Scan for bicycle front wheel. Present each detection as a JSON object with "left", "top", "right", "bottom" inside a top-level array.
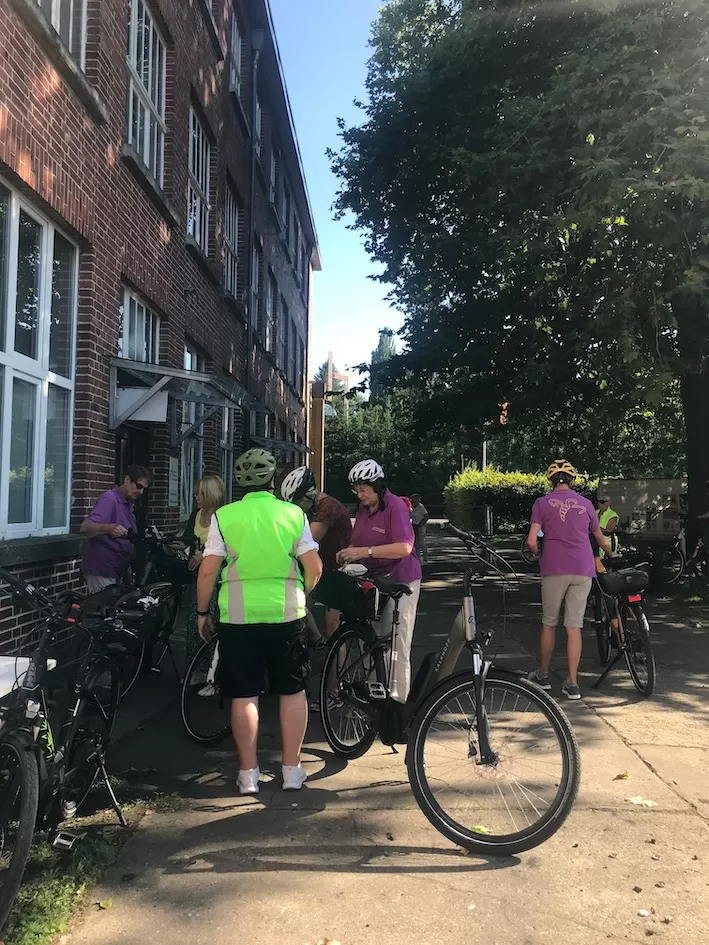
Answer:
[
  {"left": 320, "top": 625, "right": 382, "bottom": 759},
  {"left": 655, "top": 545, "right": 685, "bottom": 585},
  {"left": 181, "top": 640, "right": 231, "bottom": 743},
  {"left": 407, "top": 673, "right": 580, "bottom": 856},
  {"left": 622, "top": 601, "right": 656, "bottom": 696},
  {"left": 688, "top": 555, "right": 709, "bottom": 600},
  {"left": 593, "top": 586, "right": 612, "bottom": 666},
  {"left": 0, "top": 735, "right": 39, "bottom": 932}
]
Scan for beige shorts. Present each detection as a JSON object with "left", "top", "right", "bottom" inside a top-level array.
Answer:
[{"left": 541, "top": 575, "right": 592, "bottom": 628}]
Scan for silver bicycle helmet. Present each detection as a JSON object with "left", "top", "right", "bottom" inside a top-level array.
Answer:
[
  {"left": 348, "top": 459, "right": 385, "bottom": 484},
  {"left": 280, "top": 466, "right": 317, "bottom": 503}
]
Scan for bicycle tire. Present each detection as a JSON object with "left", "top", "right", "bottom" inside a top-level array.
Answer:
[
  {"left": 0, "top": 736, "right": 40, "bottom": 932},
  {"left": 593, "top": 586, "right": 612, "bottom": 666},
  {"left": 320, "top": 624, "right": 382, "bottom": 759},
  {"left": 520, "top": 539, "right": 537, "bottom": 566},
  {"left": 622, "top": 601, "right": 656, "bottom": 697},
  {"left": 655, "top": 545, "right": 685, "bottom": 586},
  {"left": 407, "top": 672, "right": 580, "bottom": 856},
  {"left": 181, "top": 640, "right": 231, "bottom": 743},
  {"left": 688, "top": 556, "right": 709, "bottom": 600},
  {"left": 62, "top": 659, "right": 120, "bottom": 813},
  {"left": 117, "top": 643, "right": 145, "bottom": 702}
]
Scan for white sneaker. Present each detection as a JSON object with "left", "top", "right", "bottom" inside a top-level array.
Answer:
[
  {"left": 282, "top": 764, "right": 307, "bottom": 791},
  {"left": 237, "top": 767, "right": 260, "bottom": 795}
]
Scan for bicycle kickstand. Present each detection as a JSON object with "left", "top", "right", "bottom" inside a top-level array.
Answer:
[
  {"left": 97, "top": 752, "right": 128, "bottom": 828},
  {"left": 591, "top": 649, "right": 625, "bottom": 691}
]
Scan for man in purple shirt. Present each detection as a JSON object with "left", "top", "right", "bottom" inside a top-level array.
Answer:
[
  {"left": 526, "top": 460, "right": 612, "bottom": 700},
  {"left": 337, "top": 459, "right": 422, "bottom": 714},
  {"left": 80, "top": 465, "right": 153, "bottom": 594}
]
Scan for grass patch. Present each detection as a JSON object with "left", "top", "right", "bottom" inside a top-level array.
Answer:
[{"left": 1, "top": 771, "right": 188, "bottom": 945}]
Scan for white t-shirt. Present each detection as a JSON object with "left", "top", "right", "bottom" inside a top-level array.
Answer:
[
  {"left": 203, "top": 514, "right": 318, "bottom": 559},
  {"left": 411, "top": 503, "right": 429, "bottom": 526}
]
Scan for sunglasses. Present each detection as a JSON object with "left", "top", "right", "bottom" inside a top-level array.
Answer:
[
  {"left": 599, "top": 500, "right": 609, "bottom": 505},
  {"left": 133, "top": 481, "right": 149, "bottom": 492}
]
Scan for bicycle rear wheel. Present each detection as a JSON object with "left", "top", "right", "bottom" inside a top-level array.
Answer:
[
  {"left": 65, "top": 659, "right": 120, "bottom": 812},
  {"left": 688, "top": 556, "right": 709, "bottom": 600},
  {"left": 593, "top": 585, "right": 612, "bottom": 666},
  {"left": 622, "top": 601, "right": 656, "bottom": 696},
  {"left": 407, "top": 672, "right": 580, "bottom": 856},
  {"left": 181, "top": 640, "right": 231, "bottom": 743},
  {"left": 320, "top": 625, "right": 382, "bottom": 759},
  {"left": 0, "top": 735, "right": 39, "bottom": 932},
  {"left": 654, "top": 545, "right": 684, "bottom": 585}
]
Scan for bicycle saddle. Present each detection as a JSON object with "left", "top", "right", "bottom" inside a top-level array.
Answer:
[{"left": 371, "top": 577, "right": 413, "bottom": 598}]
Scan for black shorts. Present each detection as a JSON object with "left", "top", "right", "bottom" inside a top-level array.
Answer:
[{"left": 217, "top": 619, "right": 310, "bottom": 699}]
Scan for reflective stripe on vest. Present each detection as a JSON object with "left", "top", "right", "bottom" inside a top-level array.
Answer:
[{"left": 215, "top": 492, "right": 308, "bottom": 625}]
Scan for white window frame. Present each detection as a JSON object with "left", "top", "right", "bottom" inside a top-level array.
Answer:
[
  {"left": 126, "top": 0, "right": 167, "bottom": 187},
  {"left": 229, "top": 13, "right": 242, "bottom": 95},
  {"left": 180, "top": 343, "right": 206, "bottom": 521},
  {"left": 118, "top": 288, "right": 160, "bottom": 364},
  {"left": 224, "top": 185, "right": 239, "bottom": 298},
  {"left": 37, "top": 0, "right": 88, "bottom": 70},
  {"left": 187, "top": 109, "right": 211, "bottom": 254},
  {"left": 0, "top": 177, "right": 78, "bottom": 539}
]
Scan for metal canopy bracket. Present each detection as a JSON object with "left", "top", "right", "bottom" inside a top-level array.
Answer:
[
  {"left": 111, "top": 375, "right": 172, "bottom": 430},
  {"left": 171, "top": 405, "right": 220, "bottom": 449}
]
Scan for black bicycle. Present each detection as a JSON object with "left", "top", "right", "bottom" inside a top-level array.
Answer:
[
  {"left": 592, "top": 556, "right": 656, "bottom": 696},
  {"left": 318, "top": 525, "right": 580, "bottom": 856},
  {"left": 0, "top": 567, "right": 132, "bottom": 931}
]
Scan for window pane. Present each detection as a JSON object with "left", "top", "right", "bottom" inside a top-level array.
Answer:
[
  {"left": 0, "top": 185, "right": 8, "bottom": 352},
  {"left": 9, "top": 378, "right": 36, "bottom": 524},
  {"left": 43, "top": 384, "right": 70, "bottom": 528},
  {"left": 49, "top": 232, "right": 75, "bottom": 377},
  {"left": 15, "top": 211, "right": 42, "bottom": 360}
]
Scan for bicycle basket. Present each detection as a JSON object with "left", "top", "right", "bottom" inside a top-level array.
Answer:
[
  {"left": 597, "top": 568, "right": 649, "bottom": 597},
  {"left": 311, "top": 570, "right": 378, "bottom": 619},
  {"left": 111, "top": 583, "right": 176, "bottom": 641}
]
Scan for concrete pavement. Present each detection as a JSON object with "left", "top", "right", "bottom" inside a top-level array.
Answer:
[{"left": 66, "top": 532, "right": 709, "bottom": 945}]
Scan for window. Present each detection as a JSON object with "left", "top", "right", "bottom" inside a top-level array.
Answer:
[
  {"left": 118, "top": 288, "right": 160, "bottom": 363},
  {"left": 301, "top": 242, "right": 309, "bottom": 292},
  {"left": 229, "top": 14, "right": 242, "bottom": 95},
  {"left": 187, "top": 110, "right": 211, "bottom": 254},
  {"left": 297, "top": 338, "right": 305, "bottom": 399},
  {"left": 251, "top": 240, "right": 262, "bottom": 326},
  {"left": 269, "top": 148, "right": 279, "bottom": 205},
  {"left": 37, "top": 0, "right": 87, "bottom": 69},
  {"left": 282, "top": 181, "right": 291, "bottom": 246},
  {"left": 288, "top": 318, "right": 297, "bottom": 387},
  {"left": 279, "top": 297, "right": 288, "bottom": 373},
  {"left": 181, "top": 343, "right": 206, "bottom": 520},
  {"left": 0, "top": 179, "right": 77, "bottom": 538},
  {"left": 224, "top": 185, "right": 239, "bottom": 298},
  {"left": 220, "top": 407, "right": 235, "bottom": 501},
  {"left": 264, "top": 273, "right": 277, "bottom": 354},
  {"left": 126, "top": 0, "right": 166, "bottom": 185},
  {"left": 293, "top": 216, "right": 301, "bottom": 269},
  {"left": 254, "top": 97, "right": 263, "bottom": 161}
]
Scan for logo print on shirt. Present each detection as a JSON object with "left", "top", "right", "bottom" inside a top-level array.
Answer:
[
  {"left": 372, "top": 527, "right": 386, "bottom": 534},
  {"left": 549, "top": 497, "right": 586, "bottom": 522}
]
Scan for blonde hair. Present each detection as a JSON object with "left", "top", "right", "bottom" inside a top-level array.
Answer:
[{"left": 197, "top": 475, "right": 226, "bottom": 512}]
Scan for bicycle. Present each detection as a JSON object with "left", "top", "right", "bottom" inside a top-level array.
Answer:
[
  {"left": 75, "top": 525, "right": 191, "bottom": 700},
  {"left": 0, "top": 567, "right": 132, "bottom": 930},
  {"left": 318, "top": 525, "right": 580, "bottom": 856},
  {"left": 685, "top": 535, "right": 709, "bottom": 599},
  {"left": 592, "top": 555, "right": 656, "bottom": 696},
  {"left": 520, "top": 530, "right": 543, "bottom": 565}
]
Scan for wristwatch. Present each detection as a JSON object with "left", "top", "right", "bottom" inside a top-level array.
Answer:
[
  {"left": 368, "top": 547, "right": 373, "bottom": 557},
  {"left": 196, "top": 609, "right": 211, "bottom": 617}
]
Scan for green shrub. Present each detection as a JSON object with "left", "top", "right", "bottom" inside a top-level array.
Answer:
[{"left": 444, "top": 465, "right": 599, "bottom": 532}]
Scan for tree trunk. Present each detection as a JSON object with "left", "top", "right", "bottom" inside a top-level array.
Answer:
[{"left": 679, "top": 366, "right": 709, "bottom": 545}]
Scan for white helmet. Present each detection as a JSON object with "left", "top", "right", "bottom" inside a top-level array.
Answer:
[
  {"left": 348, "top": 459, "right": 385, "bottom": 484},
  {"left": 280, "top": 466, "right": 317, "bottom": 503}
]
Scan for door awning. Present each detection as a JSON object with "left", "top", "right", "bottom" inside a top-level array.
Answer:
[
  {"left": 109, "top": 358, "right": 264, "bottom": 446},
  {"left": 251, "top": 436, "right": 310, "bottom": 457}
]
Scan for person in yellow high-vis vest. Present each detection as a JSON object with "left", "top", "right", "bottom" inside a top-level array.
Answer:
[
  {"left": 597, "top": 495, "right": 619, "bottom": 557},
  {"left": 196, "top": 449, "right": 322, "bottom": 796}
]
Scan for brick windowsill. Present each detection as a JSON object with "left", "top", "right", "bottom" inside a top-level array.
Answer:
[
  {"left": 186, "top": 237, "right": 220, "bottom": 285},
  {"left": 8, "top": 0, "right": 109, "bottom": 126},
  {"left": 196, "top": 0, "right": 225, "bottom": 61},
  {"left": 121, "top": 145, "right": 180, "bottom": 228},
  {"left": 0, "top": 534, "right": 83, "bottom": 568}
]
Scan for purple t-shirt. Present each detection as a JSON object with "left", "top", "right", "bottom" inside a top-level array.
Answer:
[
  {"left": 351, "top": 491, "right": 422, "bottom": 584},
  {"left": 531, "top": 490, "right": 599, "bottom": 578},
  {"left": 82, "top": 487, "right": 136, "bottom": 578}
]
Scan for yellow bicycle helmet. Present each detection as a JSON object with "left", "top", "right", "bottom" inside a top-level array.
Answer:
[{"left": 546, "top": 459, "right": 578, "bottom": 482}]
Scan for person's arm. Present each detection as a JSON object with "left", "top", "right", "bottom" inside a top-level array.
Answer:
[
  {"left": 592, "top": 527, "right": 613, "bottom": 556},
  {"left": 310, "top": 521, "right": 329, "bottom": 543},
  {"left": 527, "top": 522, "right": 542, "bottom": 555},
  {"left": 298, "top": 549, "right": 323, "bottom": 594},
  {"left": 337, "top": 499, "right": 414, "bottom": 564},
  {"left": 196, "top": 516, "right": 226, "bottom": 641},
  {"left": 601, "top": 515, "right": 619, "bottom": 535},
  {"left": 80, "top": 493, "right": 127, "bottom": 539}
]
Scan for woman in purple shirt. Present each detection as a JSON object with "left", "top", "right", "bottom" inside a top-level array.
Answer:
[{"left": 336, "top": 459, "right": 422, "bottom": 711}]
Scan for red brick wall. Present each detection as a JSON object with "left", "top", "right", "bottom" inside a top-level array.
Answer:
[{"left": 0, "top": 0, "right": 313, "bottom": 649}]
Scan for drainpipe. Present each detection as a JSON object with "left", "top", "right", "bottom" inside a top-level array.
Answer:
[{"left": 243, "top": 26, "right": 265, "bottom": 451}]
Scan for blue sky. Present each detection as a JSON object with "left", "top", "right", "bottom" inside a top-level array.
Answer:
[{"left": 269, "top": 0, "right": 402, "bottom": 382}]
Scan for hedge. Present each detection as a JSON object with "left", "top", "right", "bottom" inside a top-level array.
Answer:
[{"left": 444, "top": 465, "right": 599, "bottom": 532}]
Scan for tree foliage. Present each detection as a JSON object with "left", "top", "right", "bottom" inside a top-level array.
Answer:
[{"left": 331, "top": 0, "right": 709, "bottom": 517}]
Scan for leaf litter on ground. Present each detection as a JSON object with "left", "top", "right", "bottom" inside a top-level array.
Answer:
[{"left": 626, "top": 796, "right": 657, "bottom": 808}]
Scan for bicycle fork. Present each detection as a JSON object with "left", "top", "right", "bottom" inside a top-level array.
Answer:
[{"left": 463, "top": 589, "right": 497, "bottom": 765}]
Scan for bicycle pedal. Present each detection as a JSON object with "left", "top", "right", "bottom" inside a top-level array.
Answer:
[
  {"left": 367, "top": 682, "right": 387, "bottom": 700},
  {"left": 52, "top": 830, "right": 86, "bottom": 851}
]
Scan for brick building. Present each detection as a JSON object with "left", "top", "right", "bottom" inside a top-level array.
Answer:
[{"left": 0, "top": 0, "right": 320, "bottom": 648}]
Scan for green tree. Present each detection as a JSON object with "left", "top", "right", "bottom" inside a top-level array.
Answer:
[
  {"left": 331, "top": 0, "right": 709, "bottom": 520},
  {"left": 370, "top": 328, "right": 397, "bottom": 403}
]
